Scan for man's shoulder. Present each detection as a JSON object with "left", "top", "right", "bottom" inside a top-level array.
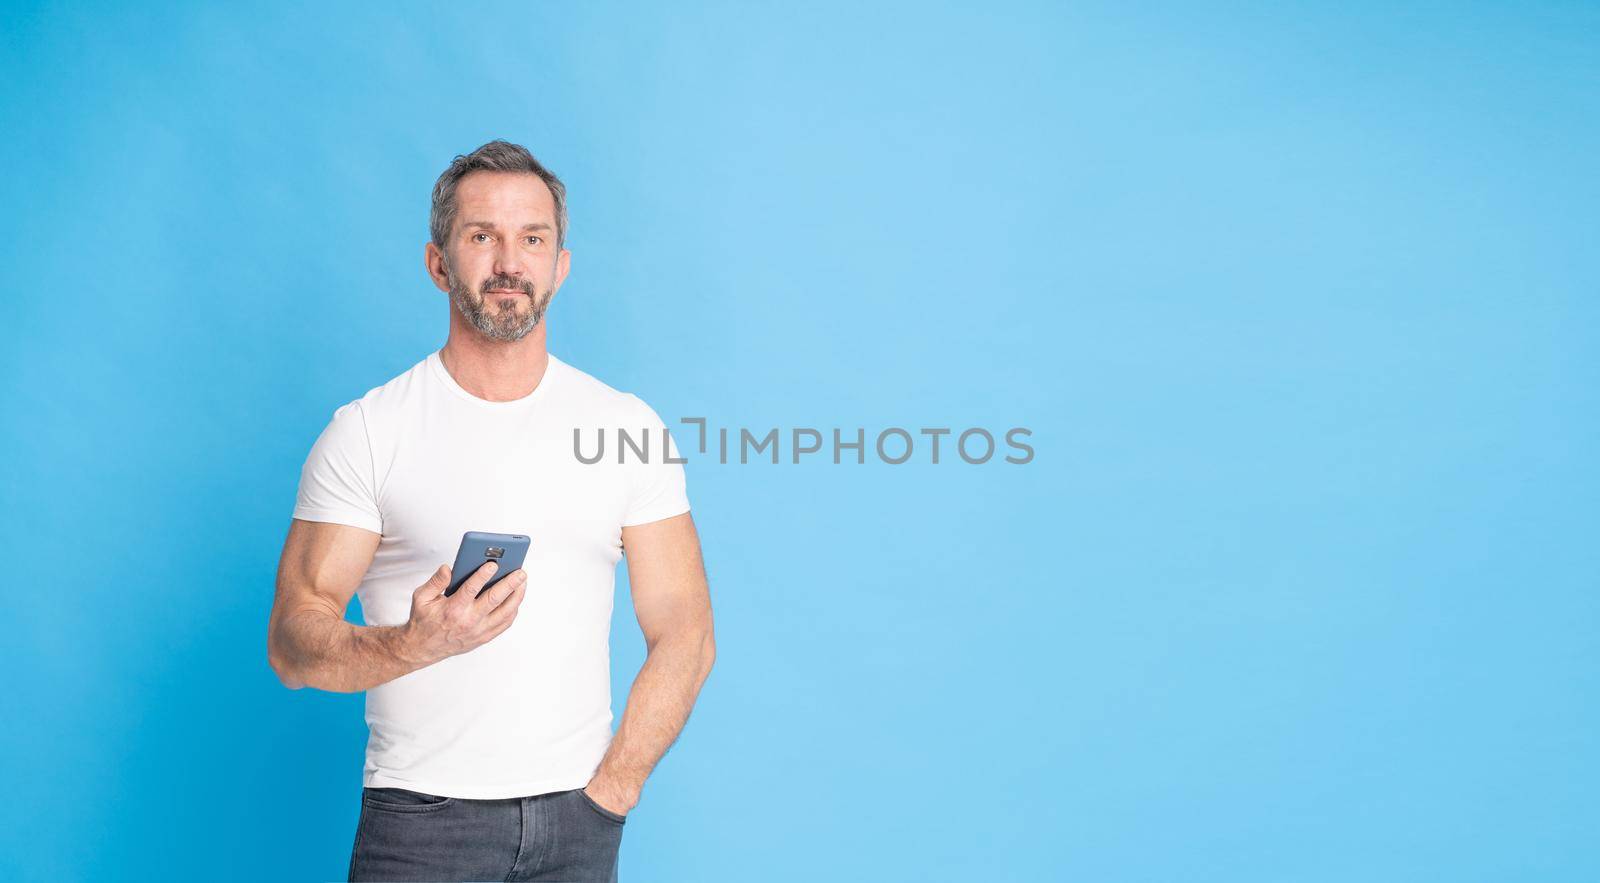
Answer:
[
  {"left": 551, "top": 354, "right": 663, "bottom": 420},
  {"left": 327, "top": 353, "right": 433, "bottom": 420},
  {"left": 321, "top": 351, "right": 670, "bottom": 422}
]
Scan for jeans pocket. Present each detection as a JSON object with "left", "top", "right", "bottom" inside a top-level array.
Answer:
[
  {"left": 575, "top": 788, "right": 627, "bottom": 825},
  {"left": 362, "top": 786, "right": 455, "bottom": 813}
]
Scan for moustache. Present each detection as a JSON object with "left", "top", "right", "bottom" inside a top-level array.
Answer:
[{"left": 481, "top": 278, "right": 535, "bottom": 296}]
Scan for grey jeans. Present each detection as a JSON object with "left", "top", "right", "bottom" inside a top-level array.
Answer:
[{"left": 348, "top": 786, "right": 626, "bottom": 882}]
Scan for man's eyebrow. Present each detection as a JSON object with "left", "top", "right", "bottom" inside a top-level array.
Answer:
[{"left": 461, "top": 220, "right": 554, "bottom": 232}]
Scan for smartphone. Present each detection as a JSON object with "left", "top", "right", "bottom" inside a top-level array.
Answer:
[{"left": 444, "top": 531, "right": 531, "bottom": 598}]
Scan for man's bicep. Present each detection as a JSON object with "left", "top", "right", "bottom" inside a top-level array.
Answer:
[
  {"left": 619, "top": 394, "right": 690, "bottom": 527},
  {"left": 294, "top": 401, "right": 383, "bottom": 534},
  {"left": 273, "top": 518, "right": 381, "bottom": 624},
  {"left": 621, "top": 512, "right": 712, "bottom": 648}
]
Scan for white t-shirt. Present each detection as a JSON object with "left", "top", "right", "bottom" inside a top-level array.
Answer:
[{"left": 292, "top": 349, "right": 689, "bottom": 799}]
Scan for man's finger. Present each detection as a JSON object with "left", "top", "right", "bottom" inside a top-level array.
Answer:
[
  {"left": 483, "top": 577, "right": 526, "bottom": 628},
  {"left": 475, "top": 569, "right": 526, "bottom": 608},
  {"left": 453, "top": 559, "right": 498, "bottom": 601},
  {"left": 415, "top": 565, "right": 450, "bottom": 601}
]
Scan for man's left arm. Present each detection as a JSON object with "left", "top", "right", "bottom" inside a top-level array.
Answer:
[{"left": 585, "top": 511, "right": 716, "bottom": 815}]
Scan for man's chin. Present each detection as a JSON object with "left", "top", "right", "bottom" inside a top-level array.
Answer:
[{"left": 483, "top": 313, "right": 543, "bottom": 341}]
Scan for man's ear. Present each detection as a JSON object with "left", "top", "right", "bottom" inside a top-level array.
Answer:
[
  {"left": 424, "top": 241, "right": 451, "bottom": 294},
  {"left": 550, "top": 247, "right": 572, "bottom": 299}
]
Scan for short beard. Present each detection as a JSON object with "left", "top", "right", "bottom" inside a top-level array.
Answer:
[{"left": 444, "top": 257, "right": 552, "bottom": 342}]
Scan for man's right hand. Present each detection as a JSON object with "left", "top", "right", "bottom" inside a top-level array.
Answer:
[{"left": 399, "top": 561, "right": 528, "bottom": 665}]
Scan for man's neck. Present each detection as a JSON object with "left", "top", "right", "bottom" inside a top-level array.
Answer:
[{"left": 438, "top": 324, "right": 551, "bottom": 402}]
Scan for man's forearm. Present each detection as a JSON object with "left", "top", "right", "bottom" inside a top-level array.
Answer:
[
  {"left": 591, "top": 629, "right": 716, "bottom": 802},
  {"left": 272, "top": 608, "right": 428, "bottom": 693}
]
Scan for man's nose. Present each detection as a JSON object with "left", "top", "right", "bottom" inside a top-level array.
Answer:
[{"left": 492, "top": 239, "right": 525, "bottom": 279}]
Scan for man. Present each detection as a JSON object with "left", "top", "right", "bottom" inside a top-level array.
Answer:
[{"left": 267, "top": 140, "right": 716, "bottom": 883}]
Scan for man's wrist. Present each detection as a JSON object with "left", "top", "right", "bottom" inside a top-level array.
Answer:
[
  {"left": 380, "top": 624, "right": 430, "bottom": 669},
  {"left": 587, "top": 770, "right": 642, "bottom": 809}
]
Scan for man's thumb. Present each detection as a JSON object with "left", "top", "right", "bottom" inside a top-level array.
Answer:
[{"left": 416, "top": 564, "right": 450, "bottom": 598}]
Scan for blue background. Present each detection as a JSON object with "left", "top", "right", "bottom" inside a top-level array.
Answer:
[{"left": 3, "top": 2, "right": 1596, "bottom": 880}]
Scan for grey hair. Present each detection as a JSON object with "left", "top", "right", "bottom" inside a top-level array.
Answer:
[{"left": 429, "top": 140, "right": 568, "bottom": 251}]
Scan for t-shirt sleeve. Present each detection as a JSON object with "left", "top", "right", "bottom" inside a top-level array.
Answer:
[
  {"left": 292, "top": 400, "right": 383, "bottom": 535},
  {"left": 621, "top": 394, "right": 692, "bottom": 527}
]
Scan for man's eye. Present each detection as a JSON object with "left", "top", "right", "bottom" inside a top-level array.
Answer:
[
  {"left": 526, "top": 236, "right": 541, "bottom": 246},
  {"left": 473, "top": 233, "right": 490, "bottom": 243}
]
